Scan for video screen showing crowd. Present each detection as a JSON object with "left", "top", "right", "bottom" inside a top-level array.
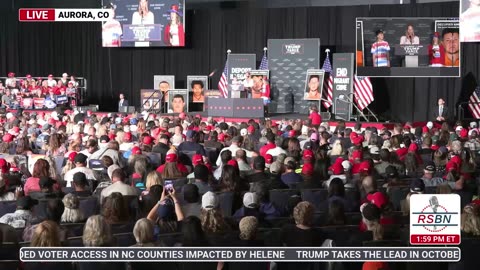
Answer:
[
  {"left": 0, "top": 73, "right": 79, "bottom": 110},
  {"left": 102, "top": 0, "right": 186, "bottom": 47}
]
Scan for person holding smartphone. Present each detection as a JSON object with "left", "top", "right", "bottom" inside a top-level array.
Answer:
[{"left": 146, "top": 185, "right": 184, "bottom": 234}]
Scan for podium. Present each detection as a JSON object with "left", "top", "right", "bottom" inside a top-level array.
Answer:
[
  {"left": 228, "top": 85, "right": 247, "bottom": 98},
  {"left": 394, "top": 44, "right": 428, "bottom": 67},
  {"left": 206, "top": 98, "right": 263, "bottom": 118}
]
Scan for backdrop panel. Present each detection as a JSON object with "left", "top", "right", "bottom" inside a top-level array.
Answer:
[{"left": 268, "top": 39, "right": 320, "bottom": 114}]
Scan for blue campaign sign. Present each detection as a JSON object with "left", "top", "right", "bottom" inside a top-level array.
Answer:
[{"left": 56, "top": 95, "right": 68, "bottom": 104}]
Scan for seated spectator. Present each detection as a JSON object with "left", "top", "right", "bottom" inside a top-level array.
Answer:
[
  {"left": 142, "top": 171, "right": 162, "bottom": 196},
  {"left": 326, "top": 200, "right": 346, "bottom": 226},
  {"left": 71, "top": 172, "right": 92, "bottom": 197},
  {"left": 147, "top": 186, "right": 184, "bottom": 234},
  {"left": 192, "top": 164, "right": 212, "bottom": 196},
  {"left": 247, "top": 156, "right": 268, "bottom": 183},
  {"left": 23, "top": 199, "right": 66, "bottom": 242},
  {"left": 360, "top": 191, "right": 395, "bottom": 232},
  {"left": 422, "top": 161, "right": 447, "bottom": 187},
  {"left": 215, "top": 164, "right": 248, "bottom": 211},
  {"left": 177, "top": 130, "right": 207, "bottom": 156},
  {"left": 0, "top": 196, "right": 36, "bottom": 228},
  {"left": 180, "top": 216, "right": 210, "bottom": 247},
  {"left": 82, "top": 215, "right": 114, "bottom": 247},
  {"left": 235, "top": 149, "right": 253, "bottom": 177},
  {"left": 350, "top": 203, "right": 384, "bottom": 245},
  {"left": 61, "top": 151, "right": 77, "bottom": 179},
  {"left": 298, "top": 163, "right": 320, "bottom": 189},
  {"left": 64, "top": 153, "right": 97, "bottom": 187},
  {"left": 102, "top": 192, "right": 130, "bottom": 224},
  {"left": 29, "top": 176, "right": 63, "bottom": 200},
  {"left": 238, "top": 216, "right": 263, "bottom": 246},
  {"left": 213, "top": 149, "right": 232, "bottom": 180},
  {"left": 156, "top": 152, "right": 188, "bottom": 177},
  {"left": 30, "top": 220, "right": 61, "bottom": 247},
  {"left": 327, "top": 178, "right": 354, "bottom": 212},
  {"left": 0, "top": 176, "right": 15, "bottom": 201},
  {"left": 250, "top": 182, "right": 281, "bottom": 219},
  {"left": 200, "top": 191, "right": 234, "bottom": 244},
  {"left": 100, "top": 169, "right": 138, "bottom": 203},
  {"left": 24, "top": 158, "right": 60, "bottom": 195},
  {"left": 233, "top": 192, "right": 263, "bottom": 221},
  {"left": 280, "top": 201, "right": 325, "bottom": 246},
  {"left": 181, "top": 184, "right": 201, "bottom": 218},
  {"left": 132, "top": 218, "right": 156, "bottom": 247},
  {"left": 281, "top": 160, "right": 303, "bottom": 188},
  {"left": 461, "top": 203, "right": 480, "bottom": 237},
  {"left": 61, "top": 193, "right": 85, "bottom": 223}
]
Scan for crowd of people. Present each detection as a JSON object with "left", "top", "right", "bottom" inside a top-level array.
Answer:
[
  {"left": 0, "top": 104, "right": 478, "bottom": 270},
  {"left": 0, "top": 73, "right": 79, "bottom": 109}
]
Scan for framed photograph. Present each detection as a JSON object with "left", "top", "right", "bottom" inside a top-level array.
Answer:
[
  {"left": 187, "top": 76, "right": 208, "bottom": 103},
  {"left": 140, "top": 89, "right": 162, "bottom": 111},
  {"left": 168, "top": 89, "right": 188, "bottom": 113},
  {"left": 304, "top": 69, "right": 325, "bottom": 101},
  {"left": 248, "top": 70, "right": 270, "bottom": 100},
  {"left": 154, "top": 75, "right": 175, "bottom": 104}
]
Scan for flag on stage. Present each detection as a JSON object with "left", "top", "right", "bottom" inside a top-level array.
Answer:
[
  {"left": 468, "top": 86, "right": 480, "bottom": 119},
  {"left": 321, "top": 53, "right": 333, "bottom": 109},
  {"left": 218, "top": 59, "right": 229, "bottom": 98},
  {"left": 353, "top": 76, "right": 374, "bottom": 110},
  {"left": 259, "top": 51, "right": 268, "bottom": 70}
]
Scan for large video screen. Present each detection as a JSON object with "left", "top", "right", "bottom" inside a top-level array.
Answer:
[
  {"left": 460, "top": 0, "right": 480, "bottom": 42},
  {"left": 356, "top": 17, "right": 459, "bottom": 77},
  {"left": 102, "top": 0, "right": 185, "bottom": 47}
]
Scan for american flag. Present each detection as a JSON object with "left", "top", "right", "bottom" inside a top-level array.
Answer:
[
  {"left": 353, "top": 76, "right": 374, "bottom": 110},
  {"left": 259, "top": 51, "right": 268, "bottom": 70},
  {"left": 218, "top": 59, "right": 229, "bottom": 98},
  {"left": 321, "top": 53, "right": 333, "bottom": 109},
  {"left": 468, "top": 86, "right": 480, "bottom": 119}
]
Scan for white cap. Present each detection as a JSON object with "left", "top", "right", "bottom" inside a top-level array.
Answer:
[
  {"left": 342, "top": 160, "right": 352, "bottom": 171},
  {"left": 202, "top": 191, "right": 218, "bottom": 209},
  {"left": 243, "top": 192, "right": 259, "bottom": 209},
  {"left": 426, "top": 121, "right": 434, "bottom": 129},
  {"left": 62, "top": 73, "right": 68, "bottom": 77},
  {"left": 240, "top": 128, "right": 248, "bottom": 136},
  {"left": 6, "top": 112, "right": 13, "bottom": 119},
  {"left": 107, "top": 164, "right": 121, "bottom": 180},
  {"left": 470, "top": 121, "right": 477, "bottom": 128},
  {"left": 51, "top": 111, "right": 58, "bottom": 120},
  {"left": 369, "top": 146, "right": 380, "bottom": 155},
  {"left": 455, "top": 126, "right": 463, "bottom": 132}
]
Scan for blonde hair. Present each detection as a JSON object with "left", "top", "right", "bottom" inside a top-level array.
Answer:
[
  {"left": 145, "top": 171, "right": 162, "bottom": 190},
  {"left": 329, "top": 140, "right": 344, "bottom": 156},
  {"left": 83, "top": 215, "right": 113, "bottom": 247},
  {"left": 116, "top": 131, "right": 125, "bottom": 145},
  {"left": 31, "top": 220, "right": 61, "bottom": 247},
  {"left": 293, "top": 201, "right": 315, "bottom": 226},
  {"left": 239, "top": 216, "right": 258, "bottom": 240},
  {"left": 61, "top": 159, "right": 76, "bottom": 176},
  {"left": 61, "top": 194, "right": 84, "bottom": 223},
  {"left": 200, "top": 208, "right": 230, "bottom": 234},
  {"left": 133, "top": 218, "right": 154, "bottom": 245},
  {"left": 461, "top": 204, "right": 480, "bottom": 236}
]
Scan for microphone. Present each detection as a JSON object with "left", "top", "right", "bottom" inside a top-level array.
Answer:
[
  {"left": 208, "top": 69, "right": 217, "bottom": 77},
  {"left": 429, "top": 196, "right": 439, "bottom": 230}
]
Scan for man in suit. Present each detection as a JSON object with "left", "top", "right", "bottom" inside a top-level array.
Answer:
[
  {"left": 435, "top": 98, "right": 448, "bottom": 122},
  {"left": 118, "top": 93, "right": 128, "bottom": 112}
]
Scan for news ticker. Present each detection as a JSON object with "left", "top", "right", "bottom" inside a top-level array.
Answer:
[
  {"left": 20, "top": 247, "right": 460, "bottom": 262},
  {"left": 19, "top": 9, "right": 113, "bottom": 22}
]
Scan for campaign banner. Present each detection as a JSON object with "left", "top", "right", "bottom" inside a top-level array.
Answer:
[
  {"left": 227, "top": 54, "right": 256, "bottom": 85},
  {"left": 122, "top": 24, "right": 162, "bottom": 42},
  {"left": 268, "top": 39, "right": 320, "bottom": 113},
  {"left": 56, "top": 95, "right": 68, "bottom": 104},
  {"left": 33, "top": 98, "right": 45, "bottom": 109},
  {"left": 332, "top": 53, "right": 354, "bottom": 121},
  {"left": 22, "top": 98, "right": 33, "bottom": 108}
]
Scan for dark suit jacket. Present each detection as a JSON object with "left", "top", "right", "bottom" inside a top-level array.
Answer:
[
  {"left": 118, "top": 99, "right": 128, "bottom": 111},
  {"left": 433, "top": 105, "right": 448, "bottom": 120}
]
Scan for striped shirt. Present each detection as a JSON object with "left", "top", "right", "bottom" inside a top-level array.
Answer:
[{"left": 371, "top": 41, "right": 390, "bottom": 67}]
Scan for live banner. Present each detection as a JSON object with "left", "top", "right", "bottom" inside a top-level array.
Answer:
[
  {"left": 268, "top": 39, "right": 320, "bottom": 113},
  {"left": 227, "top": 54, "right": 256, "bottom": 97},
  {"left": 332, "top": 53, "right": 354, "bottom": 121}
]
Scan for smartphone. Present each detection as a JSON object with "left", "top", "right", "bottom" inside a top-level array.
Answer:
[{"left": 164, "top": 180, "right": 174, "bottom": 192}]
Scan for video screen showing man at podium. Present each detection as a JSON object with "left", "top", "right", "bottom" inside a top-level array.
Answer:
[{"left": 356, "top": 17, "right": 460, "bottom": 77}]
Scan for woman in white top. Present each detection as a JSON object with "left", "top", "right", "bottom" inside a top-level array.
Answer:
[
  {"left": 163, "top": 5, "right": 185, "bottom": 46},
  {"left": 132, "top": 0, "right": 154, "bottom": 25},
  {"left": 400, "top": 24, "right": 420, "bottom": 45}
]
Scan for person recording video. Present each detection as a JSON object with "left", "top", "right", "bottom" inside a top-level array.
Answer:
[{"left": 400, "top": 24, "right": 420, "bottom": 45}]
